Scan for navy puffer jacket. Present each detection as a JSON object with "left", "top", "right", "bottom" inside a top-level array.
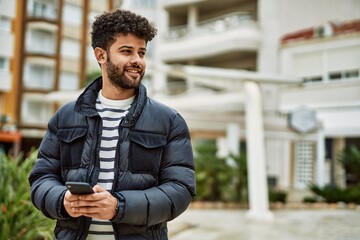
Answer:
[{"left": 28, "top": 78, "right": 196, "bottom": 240}]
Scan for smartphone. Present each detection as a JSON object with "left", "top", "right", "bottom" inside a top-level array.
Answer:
[{"left": 65, "top": 182, "right": 94, "bottom": 195}]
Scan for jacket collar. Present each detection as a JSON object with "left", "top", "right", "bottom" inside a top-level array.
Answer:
[{"left": 74, "top": 76, "right": 147, "bottom": 127}]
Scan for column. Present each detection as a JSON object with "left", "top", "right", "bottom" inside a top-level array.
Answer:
[
  {"left": 153, "top": 3, "right": 169, "bottom": 93},
  {"left": 187, "top": 5, "right": 198, "bottom": 32},
  {"left": 227, "top": 123, "right": 240, "bottom": 156},
  {"left": 244, "top": 81, "right": 273, "bottom": 221},
  {"left": 316, "top": 125, "right": 325, "bottom": 187}
]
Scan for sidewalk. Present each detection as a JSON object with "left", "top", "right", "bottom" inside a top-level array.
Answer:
[{"left": 168, "top": 208, "right": 360, "bottom": 240}]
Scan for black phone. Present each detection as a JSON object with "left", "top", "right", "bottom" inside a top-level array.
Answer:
[{"left": 65, "top": 182, "right": 94, "bottom": 195}]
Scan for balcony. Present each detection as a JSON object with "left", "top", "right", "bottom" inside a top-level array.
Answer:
[
  {"left": 161, "top": 12, "right": 260, "bottom": 62},
  {"left": 25, "top": 25, "right": 57, "bottom": 56},
  {"left": 23, "top": 58, "right": 56, "bottom": 91},
  {"left": 21, "top": 93, "right": 53, "bottom": 126}
]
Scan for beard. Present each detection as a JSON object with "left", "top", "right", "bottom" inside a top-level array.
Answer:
[{"left": 105, "top": 57, "right": 145, "bottom": 89}]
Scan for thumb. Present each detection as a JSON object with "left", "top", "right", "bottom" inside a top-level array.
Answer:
[{"left": 93, "top": 185, "right": 106, "bottom": 193}]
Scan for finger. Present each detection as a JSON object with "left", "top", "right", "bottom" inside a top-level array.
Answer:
[
  {"left": 71, "top": 199, "right": 100, "bottom": 208},
  {"left": 64, "top": 190, "right": 80, "bottom": 201},
  {"left": 93, "top": 185, "right": 106, "bottom": 193}
]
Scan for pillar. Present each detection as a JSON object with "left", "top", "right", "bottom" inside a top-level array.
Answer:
[
  {"left": 316, "top": 125, "right": 325, "bottom": 187},
  {"left": 244, "top": 81, "right": 273, "bottom": 221}
]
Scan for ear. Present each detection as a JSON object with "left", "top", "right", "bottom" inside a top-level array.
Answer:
[{"left": 94, "top": 47, "right": 107, "bottom": 64}]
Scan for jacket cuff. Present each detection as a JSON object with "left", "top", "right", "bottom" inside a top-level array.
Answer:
[
  {"left": 110, "top": 195, "right": 125, "bottom": 222},
  {"left": 58, "top": 189, "right": 71, "bottom": 219}
]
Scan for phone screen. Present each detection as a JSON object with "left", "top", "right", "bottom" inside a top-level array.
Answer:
[{"left": 65, "top": 182, "right": 94, "bottom": 195}]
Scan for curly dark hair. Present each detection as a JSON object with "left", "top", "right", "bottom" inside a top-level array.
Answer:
[{"left": 91, "top": 9, "right": 157, "bottom": 50}]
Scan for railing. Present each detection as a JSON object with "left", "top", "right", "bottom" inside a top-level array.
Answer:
[{"left": 164, "top": 11, "right": 254, "bottom": 41}]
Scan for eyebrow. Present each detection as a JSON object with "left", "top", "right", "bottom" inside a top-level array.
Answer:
[{"left": 118, "top": 45, "right": 147, "bottom": 51}]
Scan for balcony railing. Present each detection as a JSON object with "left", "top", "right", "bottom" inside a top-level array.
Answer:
[{"left": 164, "top": 11, "right": 254, "bottom": 41}]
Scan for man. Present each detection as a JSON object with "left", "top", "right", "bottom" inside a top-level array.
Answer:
[{"left": 29, "top": 9, "right": 196, "bottom": 240}]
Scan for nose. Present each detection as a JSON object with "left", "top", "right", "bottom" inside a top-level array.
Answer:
[{"left": 130, "top": 53, "right": 142, "bottom": 65}]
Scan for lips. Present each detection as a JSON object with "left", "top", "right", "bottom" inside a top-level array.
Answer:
[{"left": 125, "top": 68, "right": 142, "bottom": 77}]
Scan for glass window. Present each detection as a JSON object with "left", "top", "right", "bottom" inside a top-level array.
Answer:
[
  {"left": 62, "top": 3, "right": 82, "bottom": 26},
  {"left": 23, "top": 64, "right": 54, "bottom": 90},
  {"left": 0, "top": 16, "right": 11, "bottom": 32},
  {"left": 61, "top": 38, "right": 81, "bottom": 59},
  {"left": 21, "top": 96, "right": 52, "bottom": 125},
  {"left": 59, "top": 71, "right": 79, "bottom": 91},
  {"left": 131, "top": 0, "right": 155, "bottom": 7},
  {"left": 26, "top": 29, "right": 56, "bottom": 54},
  {"left": 294, "top": 141, "right": 315, "bottom": 189},
  {"left": 0, "top": 57, "right": 8, "bottom": 70},
  {"left": 29, "top": 0, "right": 58, "bottom": 20}
]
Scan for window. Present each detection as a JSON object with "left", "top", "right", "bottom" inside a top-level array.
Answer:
[
  {"left": 131, "top": 0, "right": 155, "bottom": 7},
  {"left": 30, "top": 0, "right": 58, "bottom": 19},
  {"left": 345, "top": 69, "right": 359, "bottom": 79},
  {"left": 21, "top": 95, "right": 52, "bottom": 125},
  {"left": 0, "top": 16, "right": 11, "bottom": 32},
  {"left": 23, "top": 64, "right": 54, "bottom": 90},
  {"left": 303, "top": 76, "right": 322, "bottom": 83},
  {"left": 294, "top": 141, "right": 315, "bottom": 189},
  {"left": 62, "top": 3, "right": 82, "bottom": 26},
  {"left": 59, "top": 71, "right": 79, "bottom": 91},
  {"left": 61, "top": 38, "right": 81, "bottom": 59},
  {"left": 26, "top": 29, "right": 56, "bottom": 54},
  {"left": 0, "top": 57, "right": 8, "bottom": 70},
  {"left": 328, "top": 69, "right": 359, "bottom": 81}
]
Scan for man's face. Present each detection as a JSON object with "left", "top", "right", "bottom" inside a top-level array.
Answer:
[{"left": 105, "top": 33, "right": 147, "bottom": 89}]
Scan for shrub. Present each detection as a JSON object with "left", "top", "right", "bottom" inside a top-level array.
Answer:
[
  {"left": 337, "top": 145, "right": 360, "bottom": 186},
  {"left": 194, "top": 140, "right": 233, "bottom": 202},
  {"left": 0, "top": 150, "right": 55, "bottom": 240},
  {"left": 269, "top": 189, "right": 287, "bottom": 203},
  {"left": 308, "top": 183, "right": 360, "bottom": 204}
]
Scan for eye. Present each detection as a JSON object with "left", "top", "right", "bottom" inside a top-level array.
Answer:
[{"left": 139, "top": 51, "right": 146, "bottom": 57}]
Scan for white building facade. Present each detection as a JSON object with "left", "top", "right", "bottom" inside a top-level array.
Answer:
[{"left": 121, "top": 0, "right": 360, "bottom": 200}]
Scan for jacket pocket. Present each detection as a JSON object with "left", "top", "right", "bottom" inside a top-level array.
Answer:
[
  {"left": 57, "top": 127, "right": 88, "bottom": 168},
  {"left": 129, "top": 131, "right": 166, "bottom": 174}
]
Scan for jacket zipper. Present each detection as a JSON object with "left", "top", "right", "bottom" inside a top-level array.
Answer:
[{"left": 87, "top": 116, "right": 101, "bottom": 183}]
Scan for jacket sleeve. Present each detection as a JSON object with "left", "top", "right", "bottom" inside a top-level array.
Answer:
[
  {"left": 112, "top": 112, "right": 196, "bottom": 226},
  {"left": 28, "top": 113, "right": 69, "bottom": 220}
]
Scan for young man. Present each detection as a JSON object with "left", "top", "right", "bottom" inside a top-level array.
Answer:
[{"left": 29, "top": 9, "right": 196, "bottom": 240}]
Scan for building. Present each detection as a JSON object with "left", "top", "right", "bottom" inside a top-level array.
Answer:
[
  {"left": 0, "top": 0, "right": 115, "bottom": 153},
  {"left": 121, "top": 0, "right": 360, "bottom": 200},
  {"left": 1, "top": 0, "right": 359, "bottom": 201}
]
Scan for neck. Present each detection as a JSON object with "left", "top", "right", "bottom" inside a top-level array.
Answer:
[{"left": 102, "top": 79, "right": 136, "bottom": 100}]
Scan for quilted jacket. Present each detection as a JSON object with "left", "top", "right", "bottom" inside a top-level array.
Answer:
[{"left": 28, "top": 78, "right": 196, "bottom": 240}]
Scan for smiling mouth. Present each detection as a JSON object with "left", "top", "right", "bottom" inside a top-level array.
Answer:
[{"left": 126, "top": 68, "right": 142, "bottom": 76}]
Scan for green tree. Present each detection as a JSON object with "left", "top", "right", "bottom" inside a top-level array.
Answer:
[{"left": 0, "top": 150, "right": 55, "bottom": 240}]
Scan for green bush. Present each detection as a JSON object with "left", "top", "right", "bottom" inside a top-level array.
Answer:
[
  {"left": 308, "top": 183, "right": 360, "bottom": 204},
  {"left": 337, "top": 145, "right": 360, "bottom": 186},
  {"left": 269, "top": 189, "right": 287, "bottom": 203},
  {"left": 0, "top": 150, "right": 55, "bottom": 240},
  {"left": 307, "top": 145, "right": 360, "bottom": 204},
  {"left": 194, "top": 140, "right": 284, "bottom": 204},
  {"left": 194, "top": 140, "right": 233, "bottom": 202}
]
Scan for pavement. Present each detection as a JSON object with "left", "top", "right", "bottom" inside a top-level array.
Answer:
[{"left": 167, "top": 208, "right": 360, "bottom": 240}]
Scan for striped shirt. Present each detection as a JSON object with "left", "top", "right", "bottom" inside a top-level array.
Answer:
[{"left": 87, "top": 90, "right": 134, "bottom": 240}]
